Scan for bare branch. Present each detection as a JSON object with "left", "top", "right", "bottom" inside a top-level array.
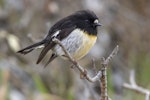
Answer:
[
  {"left": 52, "top": 38, "right": 119, "bottom": 100},
  {"left": 130, "top": 70, "right": 136, "bottom": 86},
  {"left": 123, "top": 70, "right": 150, "bottom": 100},
  {"left": 104, "top": 45, "right": 119, "bottom": 65},
  {"left": 100, "top": 45, "right": 119, "bottom": 100}
]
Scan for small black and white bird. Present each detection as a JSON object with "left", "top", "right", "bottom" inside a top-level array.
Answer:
[{"left": 17, "top": 10, "right": 102, "bottom": 66}]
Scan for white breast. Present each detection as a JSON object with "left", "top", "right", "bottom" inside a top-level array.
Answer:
[
  {"left": 53, "top": 29, "right": 84, "bottom": 57},
  {"left": 53, "top": 28, "right": 97, "bottom": 60}
]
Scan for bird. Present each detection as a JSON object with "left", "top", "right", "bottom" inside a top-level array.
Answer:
[{"left": 17, "top": 10, "right": 102, "bottom": 67}]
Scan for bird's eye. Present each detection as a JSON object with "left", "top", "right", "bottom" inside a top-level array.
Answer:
[{"left": 94, "top": 19, "right": 99, "bottom": 24}]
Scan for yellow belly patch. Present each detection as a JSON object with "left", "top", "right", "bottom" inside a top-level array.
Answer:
[{"left": 72, "top": 32, "right": 97, "bottom": 60}]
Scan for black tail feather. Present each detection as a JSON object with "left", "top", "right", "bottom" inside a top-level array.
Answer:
[
  {"left": 36, "top": 43, "right": 52, "bottom": 64},
  {"left": 36, "top": 41, "right": 56, "bottom": 64},
  {"left": 44, "top": 53, "right": 57, "bottom": 67},
  {"left": 18, "top": 39, "right": 56, "bottom": 65},
  {"left": 17, "top": 40, "right": 45, "bottom": 55}
]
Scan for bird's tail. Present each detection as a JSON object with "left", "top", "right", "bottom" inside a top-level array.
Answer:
[{"left": 17, "top": 40, "right": 46, "bottom": 55}]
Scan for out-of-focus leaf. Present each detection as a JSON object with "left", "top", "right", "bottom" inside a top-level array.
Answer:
[
  {"left": 0, "top": 70, "right": 10, "bottom": 100},
  {"left": 0, "top": 30, "right": 7, "bottom": 39},
  {"left": 34, "top": 93, "right": 63, "bottom": 100},
  {"left": 33, "top": 74, "right": 48, "bottom": 93},
  {"left": 6, "top": 34, "right": 20, "bottom": 52},
  {"left": 67, "top": 88, "right": 74, "bottom": 100}
]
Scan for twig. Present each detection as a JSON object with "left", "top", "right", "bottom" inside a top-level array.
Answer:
[
  {"left": 100, "top": 45, "right": 119, "bottom": 100},
  {"left": 52, "top": 38, "right": 119, "bottom": 100},
  {"left": 104, "top": 45, "right": 119, "bottom": 65},
  {"left": 123, "top": 70, "right": 150, "bottom": 100},
  {"left": 92, "top": 58, "right": 98, "bottom": 74}
]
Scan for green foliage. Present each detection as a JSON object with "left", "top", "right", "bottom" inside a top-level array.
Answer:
[
  {"left": 0, "top": 0, "right": 4, "bottom": 6},
  {"left": 124, "top": 89, "right": 145, "bottom": 100},
  {"left": 67, "top": 88, "right": 74, "bottom": 100},
  {"left": 137, "top": 54, "right": 150, "bottom": 86},
  {"left": 107, "top": 67, "right": 114, "bottom": 98},
  {"left": 33, "top": 74, "right": 48, "bottom": 93}
]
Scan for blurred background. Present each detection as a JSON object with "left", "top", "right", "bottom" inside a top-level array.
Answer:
[{"left": 0, "top": 0, "right": 150, "bottom": 100}]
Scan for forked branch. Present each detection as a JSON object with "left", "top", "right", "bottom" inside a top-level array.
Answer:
[
  {"left": 52, "top": 38, "right": 119, "bottom": 100},
  {"left": 123, "top": 70, "right": 150, "bottom": 100}
]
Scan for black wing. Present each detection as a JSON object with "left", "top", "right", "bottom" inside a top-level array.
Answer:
[
  {"left": 36, "top": 26, "right": 76, "bottom": 64},
  {"left": 36, "top": 13, "right": 77, "bottom": 64},
  {"left": 45, "top": 14, "right": 76, "bottom": 40}
]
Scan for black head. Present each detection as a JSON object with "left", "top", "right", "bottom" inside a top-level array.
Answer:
[
  {"left": 48, "top": 10, "right": 101, "bottom": 37},
  {"left": 70, "top": 10, "right": 101, "bottom": 35}
]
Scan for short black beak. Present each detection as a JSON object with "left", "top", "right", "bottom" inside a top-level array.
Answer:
[{"left": 95, "top": 22, "right": 102, "bottom": 26}]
